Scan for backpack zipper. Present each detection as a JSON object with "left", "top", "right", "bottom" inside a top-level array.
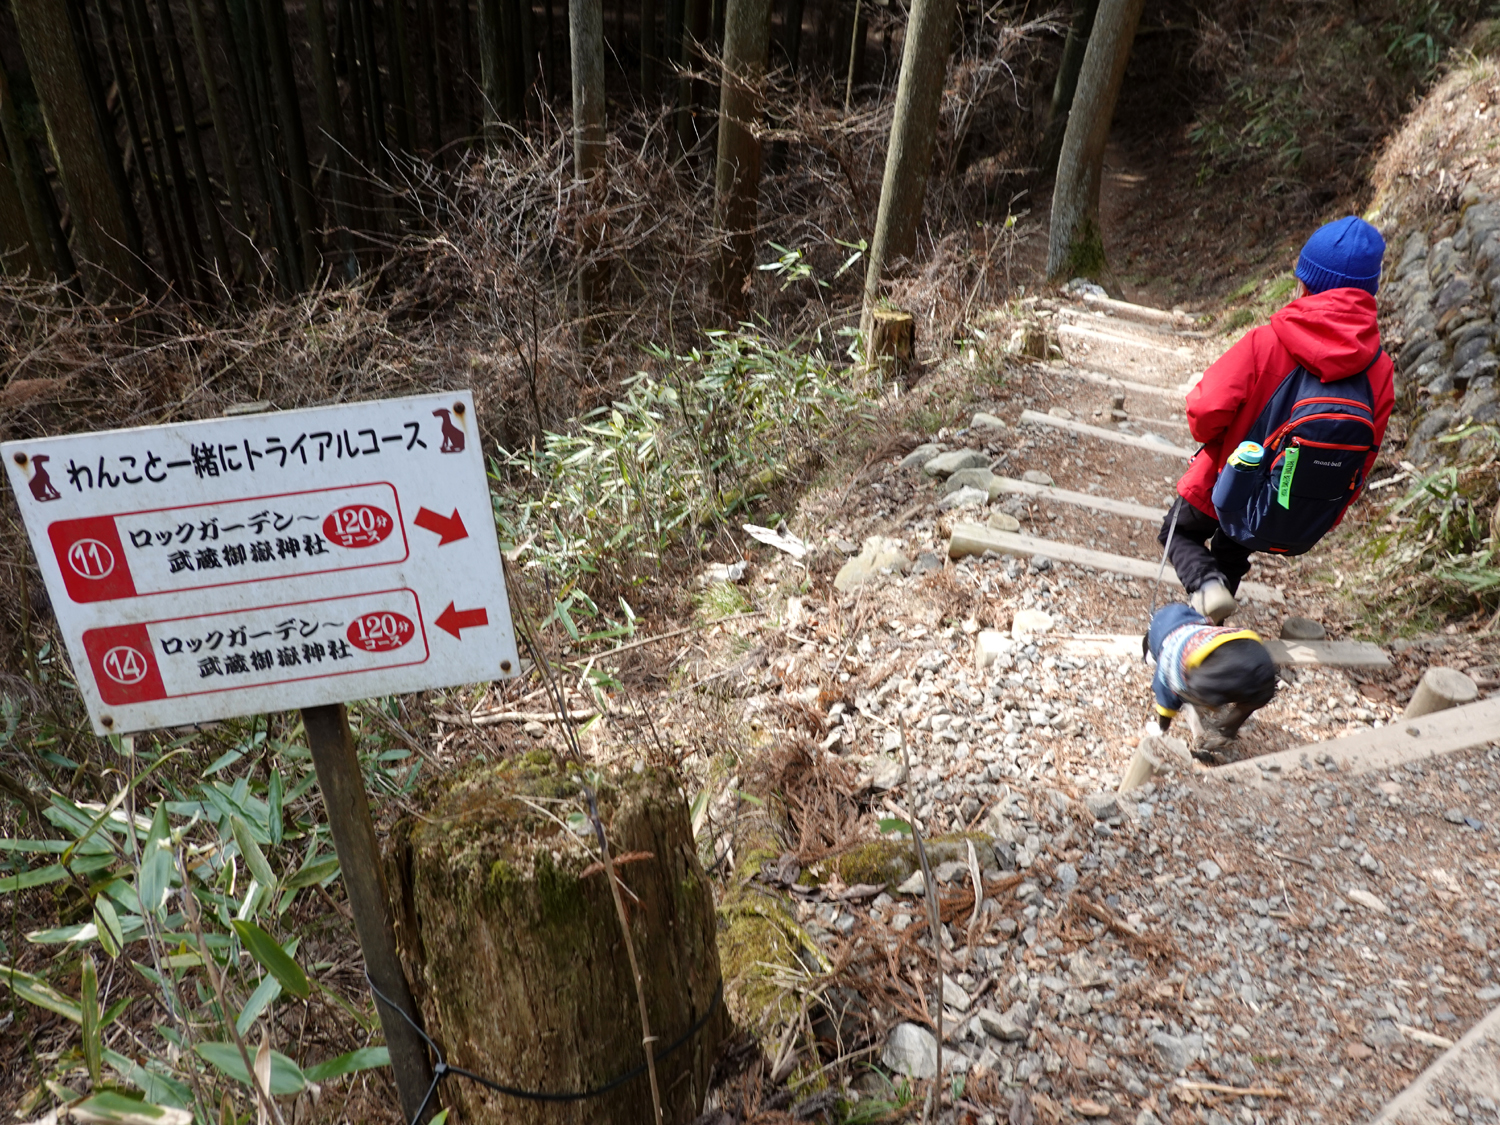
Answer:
[
  {"left": 1291, "top": 436, "right": 1371, "bottom": 452},
  {"left": 1291, "top": 396, "right": 1373, "bottom": 411},
  {"left": 1267, "top": 411, "right": 1376, "bottom": 450}
]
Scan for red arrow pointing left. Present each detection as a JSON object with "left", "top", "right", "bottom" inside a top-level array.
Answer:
[
  {"left": 434, "top": 602, "right": 488, "bottom": 638},
  {"left": 413, "top": 507, "right": 468, "bottom": 545}
]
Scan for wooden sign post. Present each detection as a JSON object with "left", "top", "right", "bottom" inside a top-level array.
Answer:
[{"left": 303, "top": 703, "right": 435, "bottom": 1121}]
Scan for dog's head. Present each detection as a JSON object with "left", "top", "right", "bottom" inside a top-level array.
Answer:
[{"left": 1185, "top": 637, "right": 1278, "bottom": 708}]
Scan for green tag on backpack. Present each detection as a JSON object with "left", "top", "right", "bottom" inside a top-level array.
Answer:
[{"left": 1276, "top": 446, "right": 1299, "bottom": 509}]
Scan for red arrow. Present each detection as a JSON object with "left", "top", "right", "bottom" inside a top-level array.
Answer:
[
  {"left": 434, "top": 602, "right": 488, "bottom": 638},
  {"left": 413, "top": 507, "right": 468, "bottom": 545}
]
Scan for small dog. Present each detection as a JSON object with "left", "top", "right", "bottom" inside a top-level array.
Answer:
[{"left": 1143, "top": 603, "right": 1278, "bottom": 760}]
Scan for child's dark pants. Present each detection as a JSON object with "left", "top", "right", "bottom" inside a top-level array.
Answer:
[{"left": 1157, "top": 498, "right": 1254, "bottom": 594}]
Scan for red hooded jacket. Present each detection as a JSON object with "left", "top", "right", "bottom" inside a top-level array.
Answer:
[{"left": 1179, "top": 288, "right": 1395, "bottom": 523}]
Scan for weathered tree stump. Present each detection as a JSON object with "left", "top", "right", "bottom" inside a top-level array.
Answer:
[
  {"left": 388, "top": 755, "right": 725, "bottom": 1124},
  {"left": 1403, "top": 666, "right": 1479, "bottom": 719},
  {"left": 866, "top": 307, "right": 914, "bottom": 381}
]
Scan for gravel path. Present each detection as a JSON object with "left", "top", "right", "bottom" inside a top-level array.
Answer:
[{"left": 694, "top": 296, "right": 1500, "bottom": 1123}]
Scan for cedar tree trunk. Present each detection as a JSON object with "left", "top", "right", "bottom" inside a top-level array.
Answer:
[
  {"left": 1045, "top": 0, "right": 1144, "bottom": 280},
  {"left": 858, "top": 0, "right": 955, "bottom": 335},
  {"left": 1038, "top": 0, "right": 1099, "bottom": 175},
  {"left": 12, "top": 0, "right": 146, "bottom": 297},
  {"left": 711, "top": 0, "right": 771, "bottom": 310},
  {"left": 570, "top": 0, "right": 606, "bottom": 310}
]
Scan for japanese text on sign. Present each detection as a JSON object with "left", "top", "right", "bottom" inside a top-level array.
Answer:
[{"left": 4, "top": 392, "right": 517, "bottom": 734}]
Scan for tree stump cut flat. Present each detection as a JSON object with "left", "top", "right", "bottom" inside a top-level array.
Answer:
[
  {"left": 388, "top": 755, "right": 725, "bottom": 1124},
  {"left": 867, "top": 307, "right": 914, "bottom": 379},
  {"left": 1403, "top": 666, "right": 1479, "bottom": 719}
]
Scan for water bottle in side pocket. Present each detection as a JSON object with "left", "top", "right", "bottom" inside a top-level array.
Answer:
[{"left": 1211, "top": 440, "right": 1265, "bottom": 517}]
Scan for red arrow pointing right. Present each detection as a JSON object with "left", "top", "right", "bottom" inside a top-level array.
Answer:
[
  {"left": 413, "top": 507, "right": 468, "bottom": 545},
  {"left": 434, "top": 602, "right": 488, "bottom": 638}
]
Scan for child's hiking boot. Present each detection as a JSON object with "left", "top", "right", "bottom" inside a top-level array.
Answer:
[{"left": 1190, "top": 579, "right": 1237, "bottom": 624}]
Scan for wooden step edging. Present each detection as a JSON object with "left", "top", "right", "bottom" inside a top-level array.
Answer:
[
  {"left": 1119, "top": 415, "right": 1191, "bottom": 432},
  {"left": 989, "top": 475, "right": 1168, "bottom": 523},
  {"left": 1042, "top": 363, "right": 1188, "bottom": 401},
  {"left": 1078, "top": 292, "right": 1191, "bottom": 327},
  {"left": 1018, "top": 409, "right": 1196, "bottom": 459},
  {"left": 1211, "top": 695, "right": 1500, "bottom": 782},
  {"left": 1048, "top": 633, "right": 1389, "bottom": 669},
  {"left": 1365, "top": 999, "right": 1500, "bottom": 1125},
  {"left": 946, "top": 522, "right": 1285, "bottom": 605},
  {"left": 1056, "top": 321, "right": 1195, "bottom": 357}
]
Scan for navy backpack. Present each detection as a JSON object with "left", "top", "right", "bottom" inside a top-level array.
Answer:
[{"left": 1209, "top": 355, "right": 1380, "bottom": 555}]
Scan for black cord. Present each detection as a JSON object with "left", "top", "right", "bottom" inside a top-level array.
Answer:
[{"left": 365, "top": 973, "right": 723, "bottom": 1120}]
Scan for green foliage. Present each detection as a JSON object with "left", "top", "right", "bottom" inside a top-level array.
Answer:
[
  {"left": 842, "top": 1074, "right": 914, "bottom": 1122},
  {"left": 67, "top": 1090, "right": 191, "bottom": 1124},
  {"left": 1220, "top": 308, "right": 1257, "bottom": 333},
  {"left": 194, "top": 1042, "right": 308, "bottom": 1095},
  {"left": 0, "top": 719, "right": 395, "bottom": 1119},
  {"left": 231, "top": 920, "right": 310, "bottom": 999},
  {"left": 1217, "top": 273, "right": 1298, "bottom": 334},
  {"left": 695, "top": 581, "right": 752, "bottom": 622},
  {"left": 1188, "top": 0, "right": 1483, "bottom": 184},
  {"left": 1362, "top": 425, "right": 1500, "bottom": 618},
  {"left": 1263, "top": 275, "right": 1297, "bottom": 303},
  {"left": 494, "top": 328, "right": 862, "bottom": 620},
  {"left": 1384, "top": 1, "right": 1458, "bottom": 73},
  {"left": 757, "top": 239, "right": 866, "bottom": 291},
  {"left": 303, "top": 1045, "right": 392, "bottom": 1082}
]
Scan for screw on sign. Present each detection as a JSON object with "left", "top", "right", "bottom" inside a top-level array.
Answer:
[
  {"left": 68, "top": 538, "right": 116, "bottom": 578},
  {"left": 323, "top": 504, "right": 395, "bottom": 549}
]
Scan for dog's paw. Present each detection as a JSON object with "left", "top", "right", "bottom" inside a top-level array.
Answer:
[{"left": 1190, "top": 732, "right": 1245, "bottom": 766}]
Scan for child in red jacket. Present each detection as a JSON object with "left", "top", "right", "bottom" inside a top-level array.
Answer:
[{"left": 1160, "top": 217, "right": 1395, "bottom": 623}]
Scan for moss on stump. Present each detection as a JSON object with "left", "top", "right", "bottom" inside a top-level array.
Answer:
[{"left": 389, "top": 754, "right": 725, "bottom": 1124}]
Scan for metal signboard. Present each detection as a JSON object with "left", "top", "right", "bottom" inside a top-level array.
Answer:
[{"left": 4, "top": 391, "right": 518, "bottom": 735}]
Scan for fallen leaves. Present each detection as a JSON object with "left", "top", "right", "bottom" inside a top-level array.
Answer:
[
  {"left": 1070, "top": 1097, "right": 1112, "bottom": 1117},
  {"left": 1346, "top": 888, "right": 1389, "bottom": 914}
]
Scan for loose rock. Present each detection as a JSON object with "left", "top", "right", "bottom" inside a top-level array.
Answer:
[
  {"left": 978, "top": 1002, "right": 1031, "bottom": 1042},
  {"left": 943, "top": 467, "right": 998, "bottom": 494},
  {"left": 1011, "top": 609, "right": 1054, "bottom": 639},
  {"left": 975, "top": 630, "right": 1012, "bottom": 670},
  {"left": 899, "top": 443, "right": 944, "bottom": 471},
  {"left": 910, "top": 551, "right": 943, "bottom": 576},
  {"left": 1149, "top": 1031, "right": 1203, "bottom": 1074},
  {"left": 834, "top": 536, "right": 912, "bottom": 592},
  {"left": 1346, "top": 888, "right": 1388, "bottom": 914},
  {"left": 939, "top": 486, "right": 990, "bottom": 511},
  {"left": 987, "top": 511, "right": 1022, "bottom": 532},
  {"left": 1083, "top": 793, "right": 1119, "bottom": 820},
  {"left": 882, "top": 1022, "right": 938, "bottom": 1079},
  {"left": 1280, "top": 616, "right": 1327, "bottom": 640},
  {"left": 924, "top": 449, "right": 989, "bottom": 478}
]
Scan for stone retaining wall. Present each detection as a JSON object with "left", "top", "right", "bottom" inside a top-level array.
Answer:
[{"left": 1381, "top": 192, "right": 1500, "bottom": 467}]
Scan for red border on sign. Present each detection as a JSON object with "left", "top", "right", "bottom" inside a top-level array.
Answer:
[
  {"left": 85, "top": 588, "right": 431, "bottom": 704},
  {"left": 48, "top": 483, "right": 409, "bottom": 604}
]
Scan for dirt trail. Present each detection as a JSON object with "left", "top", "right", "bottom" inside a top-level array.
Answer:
[{"left": 682, "top": 290, "right": 1500, "bottom": 1123}]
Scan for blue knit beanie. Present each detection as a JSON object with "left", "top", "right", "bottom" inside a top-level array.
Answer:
[{"left": 1295, "top": 216, "right": 1385, "bottom": 295}]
